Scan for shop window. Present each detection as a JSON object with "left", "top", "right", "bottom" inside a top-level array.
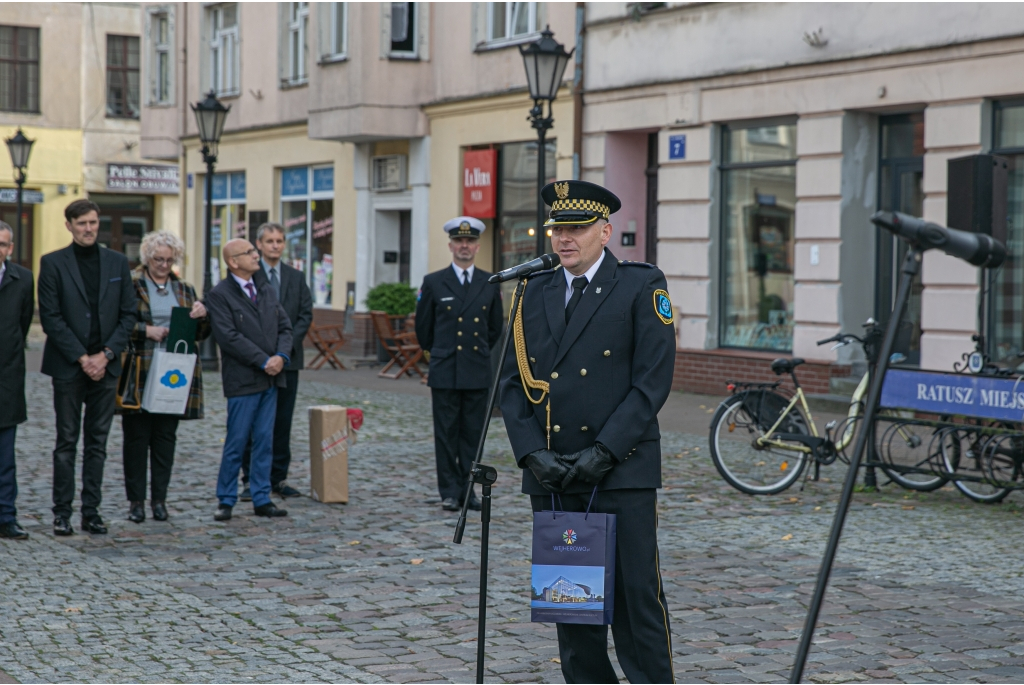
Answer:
[
  {"left": 148, "top": 8, "right": 174, "bottom": 105},
  {"left": 389, "top": 2, "right": 417, "bottom": 57},
  {"left": 486, "top": 3, "right": 539, "bottom": 44},
  {"left": 281, "top": 165, "right": 334, "bottom": 306},
  {"left": 283, "top": 2, "right": 309, "bottom": 85},
  {"left": 106, "top": 35, "right": 140, "bottom": 119},
  {"left": 91, "top": 194, "right": 154, "bottom": 269},
  {"left": 876, "top": 113, "right": 924, "bottom": 365},
  {"left": 719, "top": 122, "right": 797, "bottom": 351},
  {"left": 990, "top": 101, "right": 1024, "bottom": 362},
  {"left": 204, "top": 171, "right": 246, "bottom": 283},
  {"left": 208, "top": 4, "right": 239, "bottom": 97},
  {"left": 0, "top": 25, "right": 39, "bottom": 113}
]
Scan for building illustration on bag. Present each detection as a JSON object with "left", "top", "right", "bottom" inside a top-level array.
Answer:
[
  {"left": 531, "top": 566, "right": 606, "bottom": 608},
  {"left": 538, "top": 576, "right": 598, "bottom": 603}
]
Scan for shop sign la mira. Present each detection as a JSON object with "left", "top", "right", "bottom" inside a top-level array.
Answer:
[
  {"left": 107, "top": 163, "right": 180, "bottom": 194},
  {"left": 463, "top": 149, "right": 496, "bottom": 218}
]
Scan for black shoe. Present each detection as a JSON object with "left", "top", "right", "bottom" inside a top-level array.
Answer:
[
  {"left": 128, "top": 501, "right": 145, "bottom": 524},
  {"left": 151, "top": 501, "right": 168, "bottom": 521},
  {"left": 0, "top": 521, "right": 28, "bottom": 539},
  {"left": 239, "top": 483, "right": 252, "bottom": 502},
  {"left": 53, "top": 517, "right": 74, "bottom": 536},
  {"left": 254, "top": 503, "right": 287, "bottom": 517},
  {"left": 214, "top": 505, "right": 232, "bottom": 521},
  {"left": 82, "top": 516, "right": 108, "bottom": 535},
  {"left": 273, "top": 482, "right": 302, "bottom": 498},
  {"left": 466, "top": 496, "right": 482, "bottom": 512},
  {"left": 441, "top": 497, "right": 460, "bottom": 511}
]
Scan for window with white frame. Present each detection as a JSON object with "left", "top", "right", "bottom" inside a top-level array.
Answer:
[
  {"left": 486, "top": 2, "right": 538, "bottom": 43},
  {"left": 148, "top": 8, "right": 173, "bottom": 105},
  {"left": 280, "top": 165, "right": 335, "bottom": 305},
  {"left": 330, "top": 3, "right": 347, "bottom": 58},
  {"left": 208, "top": 4, "right": 239, "bottom": 96},
  {"left": 286, "top": 2, "right": 309, "bottom": 84},
  {"left": 389, "top": 2, "right": 416, "bottom": 57}
]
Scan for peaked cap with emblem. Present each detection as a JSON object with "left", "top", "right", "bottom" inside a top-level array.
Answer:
[
  {"left": 443, "top": 216, "right": 486, "bottom": 238},
  {"left": 541, "top": 179, "right": 622, "bottom": 227}
]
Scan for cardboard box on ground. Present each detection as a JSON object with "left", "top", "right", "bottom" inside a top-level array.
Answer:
[{"left": 308, "top": 406, "right": 363, "bottom": 503}]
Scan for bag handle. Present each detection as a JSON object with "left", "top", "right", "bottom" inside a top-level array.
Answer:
[
  {"left": 549, "top": 493, "right": 564, "bottom": 518},
  {"left": 173, "top": 340, "right": 189, "bottom": 354},
  {"left": 584, "top": 486, "right": 598, "bottom": 520}
]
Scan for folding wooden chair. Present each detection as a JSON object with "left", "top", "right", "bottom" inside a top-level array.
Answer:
[
  {"left": 306, "top": 323, "right": 347, "bottom": 370},
  {"left": 370, "top": 310, "right": 425, "bottom": 380}
]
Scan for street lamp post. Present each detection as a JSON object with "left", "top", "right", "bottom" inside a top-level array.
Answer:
[
  {"left": 519, "top": 27, "right": 573, "bottom": 258},
  {"left": 5, "top": 128, "right": 34, "bottom": 265},
  {"left": 191, "top": 90, "right": 231, "bottom": 371}
]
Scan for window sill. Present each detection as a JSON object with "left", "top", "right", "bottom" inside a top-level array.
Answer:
[
  {"left": 280, "top": 78, "right": 309, "bottom": 90},
  {"left": 319, "top": 54, "right": 348, "bottom": 65},
  {"left": 215, "top": 90, "right": 241, "bottom": 100},
  {"left": 106, "top": 114, "right": 141, "bottom": 121},
  {"left": 387, "top": 51, "right": 419, "bottom": 61},
  {"left": 475, "top": 32, "right": 541, "bottom": 53},
  {"left": 0, "top": 109, "right": 41, "bottom": 115},
  {"left": 146, "top": 102, "right": 176, "bottom": 109}
]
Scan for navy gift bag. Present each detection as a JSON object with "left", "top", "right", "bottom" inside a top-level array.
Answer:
[{"left": 531, "top": 490, "right": 617, "bottom": 625}]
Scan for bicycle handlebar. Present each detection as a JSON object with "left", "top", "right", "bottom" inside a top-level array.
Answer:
[{"left": 817, "top": 333, "right": 863, "bottom": 346}]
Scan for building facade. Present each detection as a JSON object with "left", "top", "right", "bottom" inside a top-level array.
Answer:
[
  {"left": 0, "top": 2, "right": 177, "bottom": 276},
  {"left": 581, "top": 2, "right": 1024, "bottom": 393}
]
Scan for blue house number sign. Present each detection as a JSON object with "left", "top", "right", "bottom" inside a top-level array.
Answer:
[{"left": 668, "top": 135, "right": 686, "bottom": 160}]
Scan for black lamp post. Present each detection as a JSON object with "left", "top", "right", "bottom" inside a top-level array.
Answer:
[
  {"left": 191, "top": 90, "right": 231, "bottom": 371},
  {"left": 5, "top": 128, "right": 34, "bottom": 265},
  {"left": 520, "top": 26, "right": 573, "bottom": 258}
]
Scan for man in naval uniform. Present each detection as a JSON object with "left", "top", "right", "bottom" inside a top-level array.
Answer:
[
  {"left": 415, "top": 217, "right": 503, "bottom": 512},
  {"left": 499, "top": 180, "right": 677, "bottom": 683}
]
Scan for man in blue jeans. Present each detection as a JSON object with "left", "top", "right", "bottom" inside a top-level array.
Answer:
[{"left": 204, "top": 238, "right": 293, "bottom": 521}]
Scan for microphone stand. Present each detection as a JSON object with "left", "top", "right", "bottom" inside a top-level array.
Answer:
[
  {"left": 789, "top": 244, "right": 922, "bottom": 683},
  {"left": 453, "top": 276, "right": 527, "bottom": 685}
]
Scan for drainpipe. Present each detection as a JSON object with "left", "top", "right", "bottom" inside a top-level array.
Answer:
[{"left": 572, "top": 2, "right": 584, "bottom": 180}]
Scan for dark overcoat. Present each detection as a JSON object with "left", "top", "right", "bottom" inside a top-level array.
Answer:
[
  {"left": 499, "top": 249, "right": 677, "bottom": 495},
  {"left": 205, "top": 275, "right": 293, "bottom": 398},
  {"left": 253, "top": 260, "right": 312, "bottom": 371},
  {"left": 415, "top": 266, "right": 503, "bottom": 390},
  {"left": 0, "top": 262, "right": 34, "bottom": 429},
  {"left": 37, "top": 244, "right": 137, "bottom": 380}
]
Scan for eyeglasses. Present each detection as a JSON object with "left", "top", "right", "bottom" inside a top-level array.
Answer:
[
  {"left": 229, "top": 247, "right": 259, "bottom": 260},
  {"left": 149, "top": 257, "right": 176, "bottom": 266}
]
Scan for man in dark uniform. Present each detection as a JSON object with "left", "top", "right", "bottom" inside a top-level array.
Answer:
[
  {"left": 499, "top": 180, "right": 677, "bottom": 683},
  {"left": 415, "top": 217, "right": 503, "bottom": 512}
]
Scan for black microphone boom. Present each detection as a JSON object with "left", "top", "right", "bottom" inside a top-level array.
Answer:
[
  {"left": 871, "top": 210, "right": 1006, "bottom": 268},
  {"left": 488, "top": 253, "right": 560, "bottom": 283}
]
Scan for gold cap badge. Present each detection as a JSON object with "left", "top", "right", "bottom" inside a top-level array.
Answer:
[{"left": 554, "top": 182, "right": 570, "bottom": 200}]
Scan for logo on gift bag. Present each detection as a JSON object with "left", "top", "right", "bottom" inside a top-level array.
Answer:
[
  {"left": 160, "top": 370, "right": 188, "bottom": 388},
  {"left": 562, "top": 529, "right": 577, "bottom": 545}
]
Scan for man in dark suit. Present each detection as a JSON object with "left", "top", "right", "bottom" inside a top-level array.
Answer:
[
  {"left": 415, "top": 217, "right": 503, "bottom": 512},
  {"left": 499, "top": 181, "right": 677, "bottom": 683},
  {"left": 239, "top": 222, "right": 313, "bottom": 500},
  {"left": 0, "top": 222, "right": 33, "bottom": 539},
  {"left": 205, "top": 238, "right": 293, "bottom": 522},
  {"left": 38, "top": 199, "right": 137, "bottom": 536}
]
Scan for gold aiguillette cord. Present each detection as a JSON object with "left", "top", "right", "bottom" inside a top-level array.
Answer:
[{"left": 512, "top": 279, "right": 551, "bottom": 448}]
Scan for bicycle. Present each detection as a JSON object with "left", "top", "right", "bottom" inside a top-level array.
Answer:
[{"left": 708, "top": 318, "right": 946, "bottom": 495}]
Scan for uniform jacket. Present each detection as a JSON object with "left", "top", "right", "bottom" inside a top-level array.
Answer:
[
  {"left": 499, "top": 249, "right": 677, "bottom": 495},
  {"left": 116, "top": 267, "right": 212, "bottom": 419},
  {"left": 0, "top": 262, "right": 33, "bottom": 429},
  {"left": 205, "top": 275, "right": 293, "bottom": 398},
  {"left": 253, "top": 260, "right": 313, "bottom": 371},
  {"left": 38, "top": 244, "right": 137, "bottom": 380},
  {"left": 415, "top": 265, "right": 503, "bottom": 390}
]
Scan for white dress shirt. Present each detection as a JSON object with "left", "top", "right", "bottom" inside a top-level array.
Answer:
[
  {"left": 451, "top": 263, "right": 475, "bottom": 286},
  {"left": 563, "top": 250, "right": 606, "bottom": 305},
  {"left": 230, "top": 271, "right": 257, "bottom": 298}
]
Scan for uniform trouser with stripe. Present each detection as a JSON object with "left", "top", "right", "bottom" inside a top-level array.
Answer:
[
  {"left": 430, "top": 387, "right": 487, "bottom": 501},
  {"left": 531, "top": 488, "right": 674, "bottom": 684}
]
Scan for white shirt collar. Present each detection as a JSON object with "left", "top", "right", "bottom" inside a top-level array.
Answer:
[
  {"left": 230, "top": 271, "right": 255, "bottom": 291},
  {"left": 563, "top": 250, "right": 606, "bottom": 303},
  {"left": 452, "top": 263, "right": 475, "bottom": 283},
  {"left": 0, "top": 260, "right": 6, "bottom": 285}
]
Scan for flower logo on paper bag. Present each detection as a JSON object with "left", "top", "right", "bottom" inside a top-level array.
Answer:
[
  {"left": 160, "top": 370, "right": 188, "bottom": 388},
  {"left": 562, "top": 529, "right": 577, "bottom": 545}
]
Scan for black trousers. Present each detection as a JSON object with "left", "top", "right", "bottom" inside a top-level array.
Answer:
[
  {"left": 241, "top": 369, "right": 298, "bottom": 487},
  {"left": 122, "top": 412, "right": 180, "bottom": 502},
  {"left": 52, "top": 372, "right": 118, "bottom": 520},
  {"left": 431, "top": 387, "right": 487, "bottom": 501},
  {"left": 531, "top": 489, "right": 674, "bottom": 684}
]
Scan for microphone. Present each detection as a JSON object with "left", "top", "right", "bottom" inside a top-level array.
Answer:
[
  {"left": 488, "top": 253, "right": 561, "bottom": 283},
  {"left": 871, "top": 211, "right": 1007, "bottom": 269}
]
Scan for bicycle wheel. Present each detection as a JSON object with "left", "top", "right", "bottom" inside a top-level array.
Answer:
[
  {"left": 709, "top": 393, "right": 808, "bottom": 495},
  {"left": 940, "top": 425, "right": 1012, "bottom": 504},
  {"left": 982, "top": 433, "right": 1023, "bottom": 489},
  {"left": 874, "top": 414, "right": 948, "bottom": 491}
]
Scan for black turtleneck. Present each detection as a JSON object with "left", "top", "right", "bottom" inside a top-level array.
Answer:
[{"left": 73, "top": 241, "right": 102, "bottom": 353}]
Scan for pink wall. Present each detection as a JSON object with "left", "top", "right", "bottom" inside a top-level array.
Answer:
[{"left": 603, "top": 132, "right": 650, "bottom": 262}]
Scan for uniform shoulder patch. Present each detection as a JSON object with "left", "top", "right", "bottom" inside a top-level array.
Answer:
[
  {"left": 653, "top": 289, "right": 673, "bottom": 325},
  {"left": 618, "top": 260, "right": 655, "bottom": 268}
]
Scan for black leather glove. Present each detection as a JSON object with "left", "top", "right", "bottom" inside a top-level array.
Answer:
[
  {"left": 525, "top": 449, "right": 578, "bottom": 493},
  {"left": 561, "top": 443, "right": 617, "bottom": 489}
]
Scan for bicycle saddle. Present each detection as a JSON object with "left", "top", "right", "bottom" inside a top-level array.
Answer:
[{"left": 771, "top": 358, "right": 805, "bottom": 375}]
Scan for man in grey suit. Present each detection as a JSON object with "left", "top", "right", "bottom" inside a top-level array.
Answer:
[
  {"left": 38, "top": 199, "right": 137, "bottom": 536},
  {"left": 205, "top": 238, "right": 293, "bottom": 521},
  {"left": 239, "top": 222, "right": 313, "bottom": 500}
]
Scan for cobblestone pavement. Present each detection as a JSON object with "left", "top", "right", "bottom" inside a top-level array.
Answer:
[{"left": 5, "top": 365, "right": 1024, "bottom": 684}]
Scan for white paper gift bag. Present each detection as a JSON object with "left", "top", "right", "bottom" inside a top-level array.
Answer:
[{"left": 141, "top": 341, "right": 197, "bottom": 415}]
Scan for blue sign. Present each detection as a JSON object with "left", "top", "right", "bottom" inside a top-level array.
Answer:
[
  {"left": 313, "top": 166, "right": 334, "bottom": 193},
  {"left": 230, "top": 172, "right": 246, "bottom": 200},
  {"left": 187, "top": 173, "right": 193, "bottom": 189},
  {"left": 281, "top": 167, "right": 308, "bottom": 197},
  {"left": 668, "top": 134, "right": 686, "bottom": 160},
  {"left": 880, "top": 369, "right": 1024, "bottom": 423}
]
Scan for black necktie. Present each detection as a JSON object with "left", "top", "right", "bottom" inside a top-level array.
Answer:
[
  {"left": 462, "top": 271, "right": 470, "bottom": 289},
  {"left": 269, "top": 268, "right": 281, "bottom": 298},
  {"left": 565, "top": 276, "right": 588, "bottom": 323}
]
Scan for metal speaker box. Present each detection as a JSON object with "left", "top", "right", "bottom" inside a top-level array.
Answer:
[{"left": 946, "top": 153, "right": 1009, "bottom": 244}]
